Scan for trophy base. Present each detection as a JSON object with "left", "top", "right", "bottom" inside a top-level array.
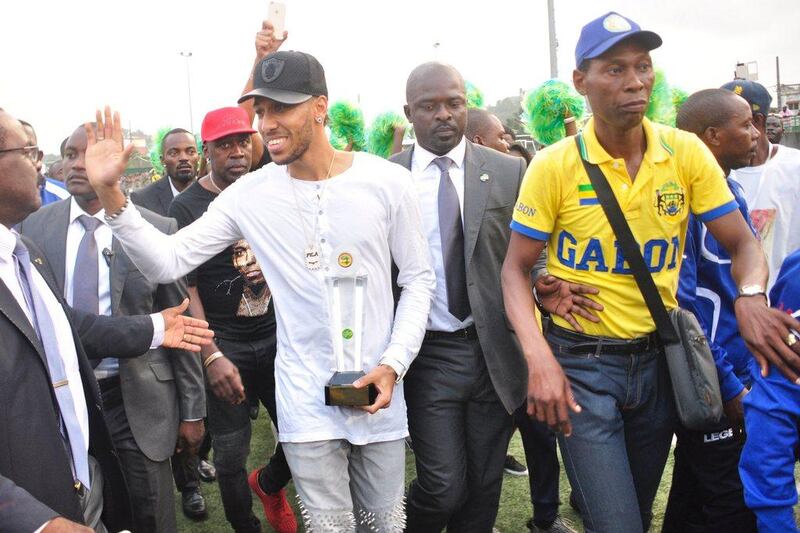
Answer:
[{"left": 325, "top": 371, "right": 378, "bottom": 406}]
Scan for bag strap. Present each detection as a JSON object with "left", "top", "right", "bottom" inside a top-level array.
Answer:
[{"left": 574, "top": 135, "right": 679, "bottom": 345}]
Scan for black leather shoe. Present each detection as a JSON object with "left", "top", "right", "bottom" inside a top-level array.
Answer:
[{"left": 182, "top": 488, "right": 207, "bottom": 520}]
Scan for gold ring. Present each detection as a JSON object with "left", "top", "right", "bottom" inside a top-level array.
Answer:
[{"left": 787, "top": 333, "right": 798, "bottom": 347}]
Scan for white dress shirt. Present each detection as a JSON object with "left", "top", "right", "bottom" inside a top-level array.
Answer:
[
  {"left": 66, "top": 199, "right": 164, "bottom": 379},
  {"left": 410, "top": 138, "right": 474, "bottom": 332},
  {"left": 108, "top": 152, "right": 435, "bottom": 445},
  {"left": 0, "top": 225, "right": 91, "bottom": 471}
]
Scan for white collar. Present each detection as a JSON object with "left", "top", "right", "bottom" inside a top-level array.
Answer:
[
  {"left": 168, "top": 177, "right": 181, "bottom": 198},
  {"left": 413, "top": 137, "right": 466, "bottom": 171},
  {"left": 69, "top": 197, "right": 106, "bottom": 225},
  {"left": 0, "top": 225, "right": 18, "bottom": 262}
]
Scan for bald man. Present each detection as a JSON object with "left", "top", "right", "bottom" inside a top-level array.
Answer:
[
  {"left": 465, "top": 109, "right": 510, "bottom": 154},
  {"left": 391, "top": 62, "right": 528, "bottom": 532}
]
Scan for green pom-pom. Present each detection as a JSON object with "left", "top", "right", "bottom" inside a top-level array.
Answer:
[
  {"left": 521, "top": 79, "right": 585, "bottom": 146},
  {"left": 465, "top": 81, "right": 485, "bottom": 109},
  {"left": 672, "top": 86, "right": 689, "bottom": 114},
  {"left": 148, "top": 127, "right": 202, "bottom": 174},
  {"left": 148, "top": 126, "right": 172, "bottom": 174},
  {"left": 646, "top": 69, "right": 675, "bottom": 126},
  {"left": 366, "top": 112, "right": 407, "bottom": 159},
  {"left": 328, "top": 101, "right": 366, "bottom": 151}
]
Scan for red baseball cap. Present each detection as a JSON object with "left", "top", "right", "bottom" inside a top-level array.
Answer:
[{"left": 200, "top": 107, "right": 257, "bottom": 142}]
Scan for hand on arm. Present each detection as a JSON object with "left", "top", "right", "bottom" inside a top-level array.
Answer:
[
  {"left": 160, "top": 298, "right": 215, "bottom": 352},
  {"left": 501, "top": 232, "right": 581, "bottom": 435},
  {"left": 706, "top": 211, "right": 800, "bottom": 381},
  {"left": 534, "top": 275, "right": 603, "bottom": 332}
]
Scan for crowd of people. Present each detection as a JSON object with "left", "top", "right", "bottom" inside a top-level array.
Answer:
[{"left": 3, "top": 8, "right": 800, "bottom": 533}]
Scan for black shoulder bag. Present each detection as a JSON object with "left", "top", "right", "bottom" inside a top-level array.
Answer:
[{"left": 575, "top": 135, "right": 722, "bottom": 430}]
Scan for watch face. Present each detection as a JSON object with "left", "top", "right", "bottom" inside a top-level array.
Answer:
[{"left": 740, "top": 284, "right": 765, "bottom": 296}]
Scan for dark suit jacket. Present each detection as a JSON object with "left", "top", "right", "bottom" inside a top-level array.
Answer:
[
  {"left": 0, "top": 237, "right": 152, "bottom": 532},
  {"left": 390, "top": 141, "right": 528, "bottom": 413},
  {"left": 19, "top": 199, "right": 205, "bottom": 461},
  {"left": 130, "top": 177, "right": 175, "bottom": 217}
]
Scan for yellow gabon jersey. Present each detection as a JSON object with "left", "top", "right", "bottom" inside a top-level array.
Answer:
[{"left": 512, "top": 117, "right": 737, "bottom": 339}]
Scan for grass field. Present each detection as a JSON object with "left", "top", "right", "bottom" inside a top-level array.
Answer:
[{"left": 174, "top": 413, "right": 676, "bottom": 533}]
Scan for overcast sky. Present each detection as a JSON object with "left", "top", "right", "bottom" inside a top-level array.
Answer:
[{"left": 3, "top": 0, "right": 798, "bottom": 154}]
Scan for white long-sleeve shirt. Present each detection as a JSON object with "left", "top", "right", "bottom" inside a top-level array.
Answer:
[{"left": 108, "top": 152, "right": 435, "bottom": 444}]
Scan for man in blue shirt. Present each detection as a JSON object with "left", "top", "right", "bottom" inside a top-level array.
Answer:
[
  {"left": 740, "top": 249, "right": 800, "bottom": 532},
  {"left": 665, "top": 88, "right": 761, "bottom": 532}
]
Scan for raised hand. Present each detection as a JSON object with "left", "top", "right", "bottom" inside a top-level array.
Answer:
[
  {"left": 255, "top": 20, "right": 287, "bottom": 61},
  {"left": 161, "top": 298, "right": 215, "bottom": 352},
  {"left": 84, "top": 106, "right": 135, "bottom": 192},
  {"left": 535, "top": 274, "right": 603, "bottom": 332}
]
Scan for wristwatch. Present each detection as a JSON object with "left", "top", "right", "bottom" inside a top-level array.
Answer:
[{"left": 738, "top": 284, "right": 766, "bottom": 298}]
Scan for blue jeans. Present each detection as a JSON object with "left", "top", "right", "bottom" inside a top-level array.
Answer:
[{"left": 546, "top": 326, "right": 676, "bottom": 533}]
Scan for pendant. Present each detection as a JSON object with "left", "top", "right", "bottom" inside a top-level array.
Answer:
[{"left": 304, "top": 245, "right": 321, "bottom": 270}]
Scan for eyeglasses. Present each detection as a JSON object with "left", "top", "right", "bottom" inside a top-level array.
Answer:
[{"left": 0, "top": 145, "right": 40, "bottom": 162}]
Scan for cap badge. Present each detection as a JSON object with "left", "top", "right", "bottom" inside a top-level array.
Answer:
[
  {"left": 733, "top": 85, "right": 744, "bottom": 95},
  {"left": 261, "top": 58, "right": 285, "bottom": 83},
  {"left": 603, "top": 14, "right": 632, "bottom": 33}
]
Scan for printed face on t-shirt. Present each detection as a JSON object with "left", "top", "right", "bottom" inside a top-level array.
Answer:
[{"left": 231, "top": 239, "right": 271, "bottom": 317}]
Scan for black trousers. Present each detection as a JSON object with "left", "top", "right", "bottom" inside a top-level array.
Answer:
[
  {"left": 514, "top": 404, "right": 561, "bottom": 527},
  {"left": 662, "top": 416, "right": 757, "bottom": 533},
  {"left": 100, "top": 378, "right": 176, "bottom": 533},
  {"left": 405, "top": 335, "right": 513, "bottom": 533},
  {"left": 206, "top": 336, "right": 292, "bottom": 533},
  {"left": 171, "top": 431, "right": 212, "bottom": 493}
]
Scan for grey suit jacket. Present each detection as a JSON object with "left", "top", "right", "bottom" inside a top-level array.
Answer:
[
  {"left": 130, "top": 177, "right": 175, "bottom": 217},
  {"left": 19, "top": 199, "right": 205, "bottom": 461},
  {"left": 390, "top": 141, "right": 528, "bottom": 413}
]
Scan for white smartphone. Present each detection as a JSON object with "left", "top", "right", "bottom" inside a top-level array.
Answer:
[{"left": 268, "top": 2, "right": 286, "bottom": 40}]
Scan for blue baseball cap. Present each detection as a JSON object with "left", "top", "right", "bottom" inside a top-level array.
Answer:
[
  {"left": 575, "top": 12, "right": 662, "bottom": 68},
  {"left": 720, "top": 80, "right": 772, "bottom": 117}
]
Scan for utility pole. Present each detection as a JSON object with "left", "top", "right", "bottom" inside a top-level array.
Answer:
[
  {"left": 547, "top": 0, "right": 558, "bottom": 78},
  {"left": 776, "top": 56, "right": 782, "bottom": 111},
  {"left": 179, "top": 51, "right": 195, "bottom": 133}
]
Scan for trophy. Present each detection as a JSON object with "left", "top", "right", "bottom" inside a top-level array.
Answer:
[{"left": 324, "top": 252, "right": 377, "bottom": 406}]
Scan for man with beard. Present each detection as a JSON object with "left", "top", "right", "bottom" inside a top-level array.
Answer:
[
  {"left": 167, "top": 106, "right": 296, "bottom": 533},
  {"left": 82, "top": 48, "right": 434, "bottom": 531},
  {"left": 131, "top": 128, "right": 199, "bottom": 216},
  {"left": 19, "top": 123, "right": 207, "bottom": 533},
  {"left": 662, "top": 88, "right": 761, "bottom": 532}
]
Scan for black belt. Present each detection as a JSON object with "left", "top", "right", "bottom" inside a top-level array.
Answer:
[
  {"left": 548, "top": 323, "right": 660, "bottom": 356},
  {"left": 424, "top": 325, "right": 477, "bottom": 341}
]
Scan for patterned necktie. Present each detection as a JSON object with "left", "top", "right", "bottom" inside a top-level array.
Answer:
[
  {"left": 72, "top": 214, "right": 102, "bottom": 314},
  {"left": 13, "top": 235, "right": 91, "bottom": 489},
  {"left": 434, "top": 156, "right": 471, "bottom": 321}
]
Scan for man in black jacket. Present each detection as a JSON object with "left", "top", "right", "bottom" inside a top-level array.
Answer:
[{"left": 0, "top": 109, "right": 213, "bottom": 532}]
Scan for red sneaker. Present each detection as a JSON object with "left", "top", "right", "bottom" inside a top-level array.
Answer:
[{"left": 248, "top": 468, "right": 298, "bottom": 533}]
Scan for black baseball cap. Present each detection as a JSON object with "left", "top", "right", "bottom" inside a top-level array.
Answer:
[{"left": 238, "top": 51, "right": 328, "bottom": 105}]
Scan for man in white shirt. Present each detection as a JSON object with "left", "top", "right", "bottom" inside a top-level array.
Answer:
[
  {"left": 0, "top": 108, "right": 213, "bottom": 533},
  {"left": 82, "top": 51, "right": 435, "bottom": 532},
  {"left": 724, "top": 80, "right": 800, "bottom": 289}
]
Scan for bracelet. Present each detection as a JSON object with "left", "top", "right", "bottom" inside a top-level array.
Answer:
[
  {"left": 104, "top": 196, "right": 130, "bottom": 222},
  {"left": 563, "top": 116, "right": 576, "bottom": 125},
  {"left": 203, "top": 351, "right": 224, "bottom": 368}
]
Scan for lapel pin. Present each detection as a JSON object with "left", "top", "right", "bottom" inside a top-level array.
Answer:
[
  {"left": 479, "top": 173, "right": 490, "bottom": 182},
  {"left": 33, "top": 257, "right": 43, "bottom": 265}
]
